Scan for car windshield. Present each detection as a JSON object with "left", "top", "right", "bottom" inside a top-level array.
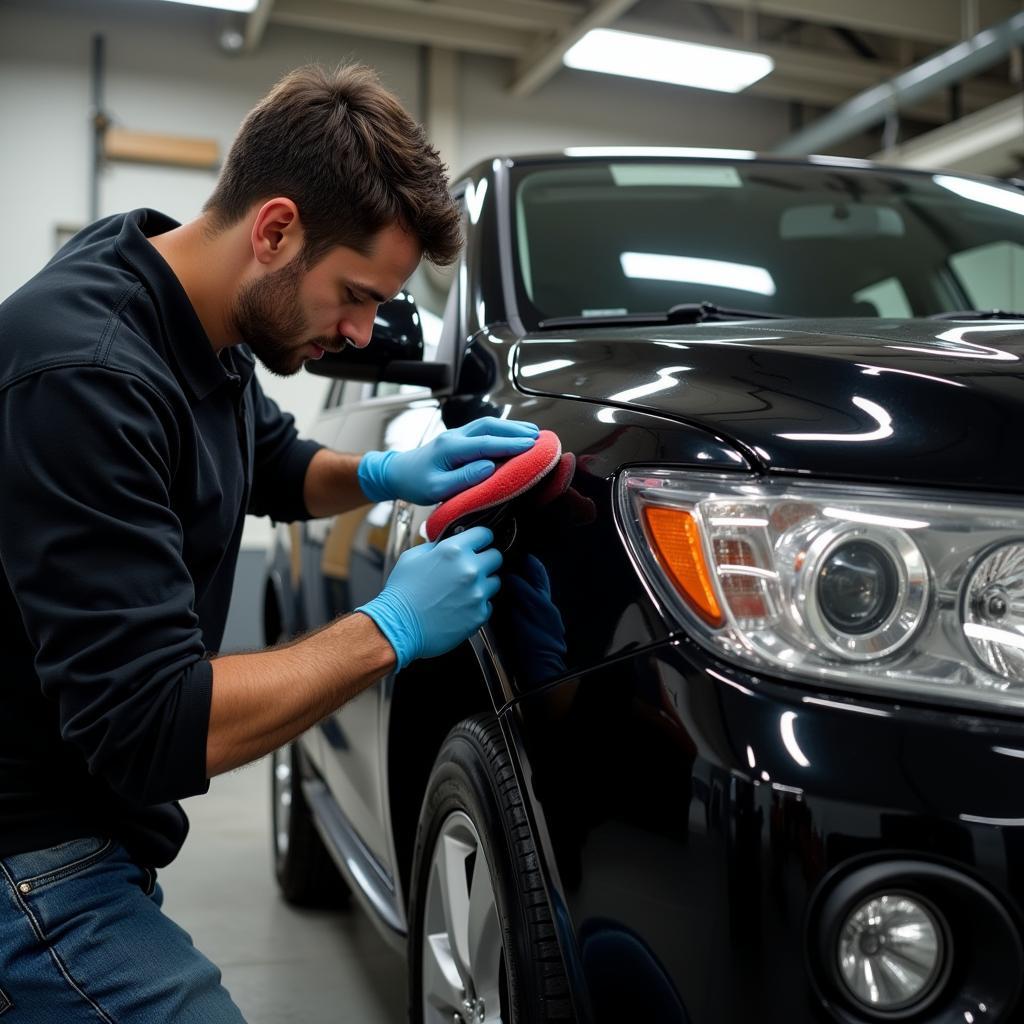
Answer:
[{"left": 511, "top": 158, "right": 1024, "bottom": 328}]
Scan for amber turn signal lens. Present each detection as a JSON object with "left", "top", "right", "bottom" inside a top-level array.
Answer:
[{"left": 643, "top": 505, "right": 724, "bottom": 626}]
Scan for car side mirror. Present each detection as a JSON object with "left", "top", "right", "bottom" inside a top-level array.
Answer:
[{"left": 304, "top": 291, "right": 450, "bottom": 389}]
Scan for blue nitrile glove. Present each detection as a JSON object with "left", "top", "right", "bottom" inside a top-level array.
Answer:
[
  {"left": 356, "top": 526, "right": 502, "bottom": 670},
  {"left": 358, "top": 417, "right": 540, "bottom": 505}
]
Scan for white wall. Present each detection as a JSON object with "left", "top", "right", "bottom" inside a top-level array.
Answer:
[{"left": 0, "top": 0, "right": 788, "bottom": 549}]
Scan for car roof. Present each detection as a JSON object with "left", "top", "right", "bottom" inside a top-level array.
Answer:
[{"left": 455, "top": 149, "right": 1021, "bottom": 192}]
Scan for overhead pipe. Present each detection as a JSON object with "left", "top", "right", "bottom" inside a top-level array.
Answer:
[{"left": 774, "top": 11, "right": 1024, "bottom": 156}]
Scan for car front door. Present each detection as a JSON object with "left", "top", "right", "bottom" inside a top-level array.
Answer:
[{"left": 310, "top": 384, "right": 438, "bottom": 870}]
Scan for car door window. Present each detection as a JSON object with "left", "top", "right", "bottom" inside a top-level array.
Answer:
[{"left": 949, "top": 241, "right": 1024, "bottom": 310}]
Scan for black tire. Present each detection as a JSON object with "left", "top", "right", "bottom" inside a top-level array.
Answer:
[
  {"left": 270, "top": 741, "right": 349, "bottom": 908},
  {"left": 408, "top": 714, "right": 573, "bottom": 1023}
]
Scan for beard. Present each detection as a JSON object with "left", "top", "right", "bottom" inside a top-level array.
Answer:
[{"left": 231, "top": 257, "right": 338, "bottom": 377}]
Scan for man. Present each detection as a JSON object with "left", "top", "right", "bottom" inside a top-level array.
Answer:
[{"left": 0, "top": 64, "right": 537, "bottom": 1022}]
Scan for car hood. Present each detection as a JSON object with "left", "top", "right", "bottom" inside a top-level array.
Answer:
[{"left": 513, "top": 317, "right": 1024, "bottom": 492}]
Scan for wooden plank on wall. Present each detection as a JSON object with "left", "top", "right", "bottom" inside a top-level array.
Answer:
[{"left": 104, "top": 128, "right": 219, "bottom": 169}]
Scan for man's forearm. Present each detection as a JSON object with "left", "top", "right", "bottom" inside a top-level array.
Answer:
[
  {"left": 303, "top": 448, "right": 368, "bottom": 519},
  {"left": 206, "top": 611, "right": 396, "bottom": 777}
]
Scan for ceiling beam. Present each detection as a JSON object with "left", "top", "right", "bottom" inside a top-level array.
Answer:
[
  {"left": 270, "top": 0, "right": 537, "bottom": 57},
  {"left": 873, "top": 93, "right": 1024, "bottom": 175},
  {"left": 618, "top": 17, "right": 1013, "bottom": 121},
  {"left": 748, "top": 75, "right": 991, "bottom": 123},
  {"left": 243, "top": 0, "right": 275, "bottom": 50},
  {"left": 702, "top": 0, "right": 1020, "bottom": 45},
  {"left": 326, "top": 0, "right": 583, "bottom": 33},
  {"left": 509, "top": 0, "right": 644, "bottom": 97},
  {"left": 775, "top": 9, "right": 1024, "bottom": 154}
]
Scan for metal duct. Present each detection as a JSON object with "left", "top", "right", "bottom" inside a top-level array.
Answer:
[{"left": 774, "top": 11, "right": 1024, "bottom": 156}]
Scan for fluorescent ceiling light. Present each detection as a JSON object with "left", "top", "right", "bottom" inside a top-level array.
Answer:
[
  {"left": 564, "top": 28, "right": 774, "bottom": 94},
  {"left": 621, "top": 251, "right": 776, "bottom": 296},
  {"left": 933, "top": 174, "right": 1024, "bottom": 216},
  {"left": 152, "top": 0, "right": 258, "bottom": 11}
]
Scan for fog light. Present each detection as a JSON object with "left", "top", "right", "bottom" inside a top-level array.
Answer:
[{"left": 838, "top": 894, "right": 945, "bottom": 1012}]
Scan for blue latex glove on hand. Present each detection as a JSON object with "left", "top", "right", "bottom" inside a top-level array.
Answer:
[
  {"left": 358, "top": 417, "right": 540, "bottom": 505},
  {"left": 356, "top": 526, "right": 502, "bottom": 670}
]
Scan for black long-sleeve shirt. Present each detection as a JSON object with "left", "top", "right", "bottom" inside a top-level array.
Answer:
[{"left": 0, "top": 209, "right": 323, "bottom": 867}]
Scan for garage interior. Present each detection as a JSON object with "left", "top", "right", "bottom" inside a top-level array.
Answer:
[{"left": 3, "top": 0, "right": 1024, "bottom": 1021}]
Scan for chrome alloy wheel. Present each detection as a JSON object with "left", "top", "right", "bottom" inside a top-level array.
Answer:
[
  {"left": 272, "top": 745, "right": 293, "bottom": 860},
  {"left": 422, "top": 811, "right": 504, "bottom": 1024}
]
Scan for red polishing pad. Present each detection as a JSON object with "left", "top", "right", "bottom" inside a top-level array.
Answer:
[
  {"left": 525, "top": 452, "right": 576, "bottom": 509},
  {"left": 426, "top": 429, "right": 562, "bottom": 542}
]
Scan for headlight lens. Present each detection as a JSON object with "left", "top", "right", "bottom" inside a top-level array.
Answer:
[
  {"left": 963, "top": 542, "right": 1024, "bottom": 680},
  {"left": 798, "top": 524, "right": 928, "bottom": 661},
  {"left": 618, "top": 470, "right": 1024, "bottom": 710},
  {"left": 818, "top": 539, "right": 899, "bottom": 635}
]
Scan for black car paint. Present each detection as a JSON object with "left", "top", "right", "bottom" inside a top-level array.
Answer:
[
  {"left": 515, "top": 319, "right": 1024, "bottom": 491},
  {"left": 267, "top": 154, "right": 1024, "bottom": 1023}
]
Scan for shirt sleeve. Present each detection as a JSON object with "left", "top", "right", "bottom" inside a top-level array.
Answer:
[
  {"left": 247, "top": 372, "right": 324, "bottom": 522},
  {"left": 0, "top": 367, "right": 212, "bottom": 806}
]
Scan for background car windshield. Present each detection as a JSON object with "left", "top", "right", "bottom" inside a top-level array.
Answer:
[{"left": 512, "top": 160, "right": 1024, "bottom": 325}]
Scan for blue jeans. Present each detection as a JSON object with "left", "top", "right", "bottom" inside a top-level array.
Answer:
[{"left": 0, "top": 836, "right": 247, "bottom": 1022}]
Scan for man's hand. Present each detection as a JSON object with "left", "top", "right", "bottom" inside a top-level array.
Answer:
[
  {"left": 356, "top": 526, "right": 503, "bottom": 669},
  {"left": 357, "top": 417, "right": 539, "bottom": 506}
]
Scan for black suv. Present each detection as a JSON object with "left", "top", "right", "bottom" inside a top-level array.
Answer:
[{"left": 264, "top": 152, "right": 1024, "bottom": 1024}]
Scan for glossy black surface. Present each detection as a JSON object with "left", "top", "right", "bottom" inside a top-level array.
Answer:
[
  {"left": 515, "top": 319, "right": 1024, "bottom": 490},
  {"left": 507, "top": 639, "right": 1024, "bottom": 1023},
  {"left": 268, "top": 154, "right": 1024, "bottom": 1023}
]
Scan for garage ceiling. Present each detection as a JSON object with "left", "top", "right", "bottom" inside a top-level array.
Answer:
[
  {"left": 244, "top": 0, "right": 1020, "bottom": 121},
  {"left": 234, "top": 0, "right": 1024, "bottom": 174}
]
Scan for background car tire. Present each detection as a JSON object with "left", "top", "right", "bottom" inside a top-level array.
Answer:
[
  {"left": 408, "top": 714, "right": 573, "bottom": 1023},
  {"left": 270, "top": 741, "right": 350, "bottom": 908}
]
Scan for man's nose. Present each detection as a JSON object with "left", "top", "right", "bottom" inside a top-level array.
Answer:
[{"left": 340, "top": 309, "right": 376, "bottom": 349}]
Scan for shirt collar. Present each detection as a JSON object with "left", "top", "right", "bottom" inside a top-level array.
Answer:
[
  {"left": 221, "top": 343, "right": 256, "bottom": 393},
  {"left": 114, "top": 208, "right": 234, "bottom": 403}
]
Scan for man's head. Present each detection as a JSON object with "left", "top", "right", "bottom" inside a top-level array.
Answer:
[{"left": 204, "top": 64, "right": 461, "bottom": 376}]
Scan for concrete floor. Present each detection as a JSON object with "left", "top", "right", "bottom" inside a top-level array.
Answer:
[{"left": 158, "top": 758, "right": 407, "bottom": 1024}]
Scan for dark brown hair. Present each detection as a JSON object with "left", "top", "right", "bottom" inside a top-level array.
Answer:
[{"left": 204, "top": 64, "right": 461, "bottom": 267}]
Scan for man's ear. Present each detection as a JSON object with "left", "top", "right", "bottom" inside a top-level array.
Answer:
[{"left": 250, "top": 198, "right": 303, "bottom": 267}]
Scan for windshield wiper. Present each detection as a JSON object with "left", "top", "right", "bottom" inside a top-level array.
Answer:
[
  {"left": 536, "top": 302, "right": 791, "bottom": 331},
  {"left": 927, "top": 309, "right": 1024, "bottom": 321}
]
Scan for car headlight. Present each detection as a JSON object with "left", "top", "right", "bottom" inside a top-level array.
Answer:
[{"left": 617, "top": 470, "right": 1024, "bottom": 711}]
